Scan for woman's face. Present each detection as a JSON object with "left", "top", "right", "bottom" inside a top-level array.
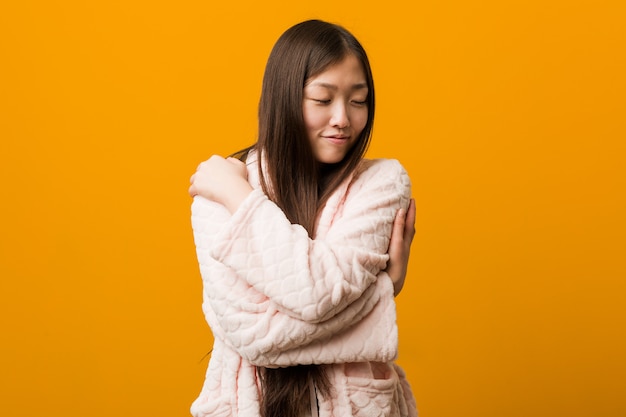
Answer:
[{"left": 303, "top": 54, "right": 369, "bottom": 164}]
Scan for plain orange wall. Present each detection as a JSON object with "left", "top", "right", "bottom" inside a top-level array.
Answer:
[{"left": 1, "top": 1, "right": 625, "bottom": 416}]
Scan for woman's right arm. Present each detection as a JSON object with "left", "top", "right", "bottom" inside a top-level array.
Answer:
[
  {"left": 191, "top": 159, "right": 412, "bottom": 365},
  {"left": 198, "top": 253, "right": 399, "bottom": 366},
  {"left": 196, "top": 159, "right": 411, "bottom": 324}
]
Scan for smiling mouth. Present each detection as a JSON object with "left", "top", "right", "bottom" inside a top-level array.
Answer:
[{"left": 324, "top": 136, "right": 350, "bottom": 145}]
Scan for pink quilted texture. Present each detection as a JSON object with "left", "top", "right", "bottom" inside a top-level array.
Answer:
[{"left": 190, "top": 153, "right": 417, "bottom": 417}]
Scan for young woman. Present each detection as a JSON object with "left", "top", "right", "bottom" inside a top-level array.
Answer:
[{"left": 188, "top": 20, "right": 418, "bottom": 417}]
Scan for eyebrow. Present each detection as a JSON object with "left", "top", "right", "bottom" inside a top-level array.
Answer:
[{"left": 307, "top": 82, "right": 368, "bottom": 91}]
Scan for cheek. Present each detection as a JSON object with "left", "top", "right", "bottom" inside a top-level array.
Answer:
[
  {"left": 303, "top": 106, "right": 326, "bottom": 131},
  {"left": 353, "top": 109, "right": 369, "bottom": 134}
]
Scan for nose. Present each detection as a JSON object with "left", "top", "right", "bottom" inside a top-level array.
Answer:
[{"left": 329, "top": 102, "right": 350, "bottom": 128}]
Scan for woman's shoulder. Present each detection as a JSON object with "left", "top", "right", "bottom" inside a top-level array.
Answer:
[
  {"left": 356, "top": 158, "right": 410, "bottom": 183},
  {"left": 343, "top": 158, "right": 411, "bottom": 200}
]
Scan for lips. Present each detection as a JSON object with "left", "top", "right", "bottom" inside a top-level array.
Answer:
[{"left": 324, "top": 135, "right": 350, "bottom": 145}]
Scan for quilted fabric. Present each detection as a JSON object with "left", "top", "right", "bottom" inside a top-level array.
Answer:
[{"left": 190, "top": 152, "right": 417, "bottom": 417}]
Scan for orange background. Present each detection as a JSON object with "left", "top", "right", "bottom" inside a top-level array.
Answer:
[{"left": 1, "top": 1, "right": 625, "bottom": 416}]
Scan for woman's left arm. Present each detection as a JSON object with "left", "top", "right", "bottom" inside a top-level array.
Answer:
[
  {"left": 191, "top": 198, "right": 398, "bottom": 366},
  {"left": 191, "top": 158, "right": 410, "bottom": 324},
  {"left": 386, "top": 198, "right": 416, "bottom": 296}
]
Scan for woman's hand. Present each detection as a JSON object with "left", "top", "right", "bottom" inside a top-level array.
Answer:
[
  {"left": 189, "top": 155, "right": 253, "bottom": 213},
  {"left": 386, "top": 198, "right": 416, "bottom": 296}
]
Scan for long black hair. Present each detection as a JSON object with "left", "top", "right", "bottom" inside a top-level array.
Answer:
[{"left": 235, "top": 19, "right": 376, "bottom": 417}]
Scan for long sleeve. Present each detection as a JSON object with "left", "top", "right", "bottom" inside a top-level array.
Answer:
[
  {"left": 191, "top": 158, "right": 411, "bottom": 365},
  {"left": 199, "top": 257, "right": 399, "bottom": 366},
  {"left": 195, "top": 159, "right": 410, "bottom": 323}
]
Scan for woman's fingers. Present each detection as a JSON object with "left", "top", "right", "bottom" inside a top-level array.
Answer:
[{"left": 405, "top": 198, "right": 416, "bottom": 242}]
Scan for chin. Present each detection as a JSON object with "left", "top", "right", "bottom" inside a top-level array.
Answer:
[
  {"left": 319, "top": 157, "right": 344, "bottom": 164},
  {"left": 317, "top": 152, "right": 347, "bottom": 164}
]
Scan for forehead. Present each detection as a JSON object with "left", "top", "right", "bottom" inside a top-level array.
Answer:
[{"left": 305, "top": 54, "right": 367, "bottom": 89}]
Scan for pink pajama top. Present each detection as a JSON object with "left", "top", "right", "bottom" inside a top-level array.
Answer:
[{"left": 190, "top": 152, "right": 418, "bottom": 417}]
